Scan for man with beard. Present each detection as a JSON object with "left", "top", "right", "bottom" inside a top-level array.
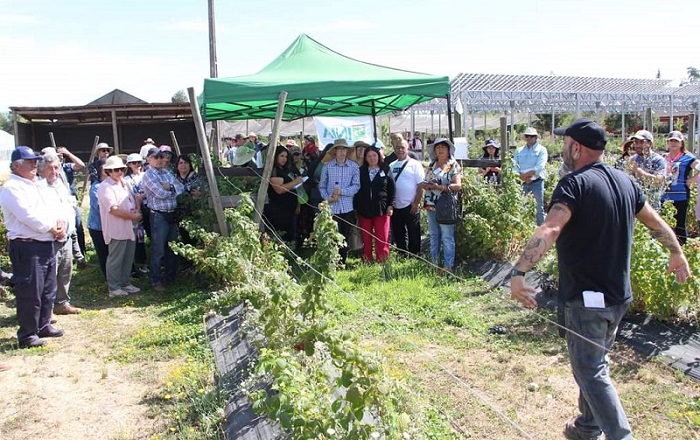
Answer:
[{"left": 510, "top": 119, "right": 689, "bottom": 440}]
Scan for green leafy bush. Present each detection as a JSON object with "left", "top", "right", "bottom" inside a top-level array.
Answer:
[
  {"left": 457, "top": 168, "right": 536, "bottom": 261},
  {"left": 172, "top": 201, "right": 414, "bottom": 438}
]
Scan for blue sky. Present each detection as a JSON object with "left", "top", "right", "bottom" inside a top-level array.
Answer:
[{"left": 1, "top": 0, "right": 698, "bottom": 112}]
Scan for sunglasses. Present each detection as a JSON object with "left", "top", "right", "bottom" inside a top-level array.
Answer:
[
  {"left": 99, "top": 149, "right": 111, "bottom": 153},
  {"left": 524, "top": 135, "right": 536, "bottom": 138}
]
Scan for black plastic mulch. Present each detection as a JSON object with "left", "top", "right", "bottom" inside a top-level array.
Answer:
[
  {"left": 205, "top": 304, "right": 288, "bottom": 440},
  {"left": 469, "top": 260, "right": 700, "bottom": 381}
]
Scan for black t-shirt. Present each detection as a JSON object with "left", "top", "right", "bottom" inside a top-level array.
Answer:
[
  {"left": 267, "top": 167, "right": 298, "bottom": 212},
  {"left": 551, "top": 162, "right": 646, "bottom": 306}
]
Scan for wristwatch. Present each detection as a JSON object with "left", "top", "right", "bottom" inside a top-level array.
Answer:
[{"left": 510, "top": 268, "right": 527, "bottom": 278}]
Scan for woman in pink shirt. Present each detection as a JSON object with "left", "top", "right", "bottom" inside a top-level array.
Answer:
[{"left": 98, "top": 156, "right": 143, "bottom": 298}]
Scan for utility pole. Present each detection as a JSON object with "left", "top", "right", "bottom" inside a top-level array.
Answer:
[{"left": 208, "top": 0, "right": 221, "bottom": 159}]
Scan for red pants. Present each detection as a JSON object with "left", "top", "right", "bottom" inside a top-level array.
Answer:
[{"left": 357, "top": 214, "right": 391, "bottom": 262}]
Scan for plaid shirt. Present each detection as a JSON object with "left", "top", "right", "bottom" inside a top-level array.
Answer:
[
  {"left": 319, "top": 159, "right": 360, "bottom": 214},
  {"left": 141, "top": 166, "right": 184, "bottom": 212}
]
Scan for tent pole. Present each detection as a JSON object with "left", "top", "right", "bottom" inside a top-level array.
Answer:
[
  {"left": 371, "top": 102, "right": 378, "bottom": 142},
  {"left": 187, "top": 87, "right": 228, "bottom": 236},
  {"left": 446, "top": 94, "right": 454, "bottom": 142},
  {"left": 255, "top": 91, "right": 288, "bottom": 228}
]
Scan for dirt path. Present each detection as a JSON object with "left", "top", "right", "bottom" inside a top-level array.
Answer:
[{"left": 0, "top": 307, "right": 168, "bottom": 440}]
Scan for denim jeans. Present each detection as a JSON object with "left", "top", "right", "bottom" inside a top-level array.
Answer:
[
  {"left": 565, "top": 298, "right": 633, "bottom": 440},
  {"left": 523, "top": 179, "right": 545, "bottom": 225},
  {"left": 426, "top": 210, "right": 455, "bottom": 268},
  {"left": 150, "top": 211, "right": 179, "bottom": 286}
]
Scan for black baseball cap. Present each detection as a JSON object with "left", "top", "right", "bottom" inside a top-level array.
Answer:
[{"left": 553, "top": 118, "right": 607, "bottom": 150}]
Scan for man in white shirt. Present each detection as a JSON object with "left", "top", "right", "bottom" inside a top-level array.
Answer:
[
  {"left": 390, "top": 140, "right": 425, "bottom": 255},
  {"left": 39, "top": 152, "right": 82, "bottom": 315},
  {"left": 0, "top": 147, "right": 69, "bottom": 348}
]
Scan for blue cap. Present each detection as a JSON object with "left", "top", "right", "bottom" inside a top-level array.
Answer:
[{"left": 11, "top": 146, "right": 43, "bottom": 162}]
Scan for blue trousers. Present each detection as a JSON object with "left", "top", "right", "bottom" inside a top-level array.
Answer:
[
  {"left": 523, "top": 179, "right": 546, "bottom": 226},
  {"left": 565, "top": 298, "right": 633, "bottom": 440},
  {"left": 9, "top": 240, "right": 57, "bottom": 344},
  {"left": 426, "top": 210, "right": 455, "bottom": 269},
  {"left": 149, "top": 211, "right": 179, "bottom": 286}
]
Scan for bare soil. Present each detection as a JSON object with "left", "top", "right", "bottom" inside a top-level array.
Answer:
[{"left": 0, "top": 304, "right": 169, "bottom": 440}]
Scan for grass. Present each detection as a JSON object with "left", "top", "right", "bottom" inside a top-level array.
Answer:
[
  {"left": 0, "top": 249, "right": 226, "bottom": 440},
  {"left": 1, "top": 234, "right": 699, "bottom": 438},
  {"left": 320, "top": 254, "right": 700, "bottom": 439}
]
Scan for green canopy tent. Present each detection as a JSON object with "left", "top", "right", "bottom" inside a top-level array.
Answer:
[{"left": 200, "top": 34, "right": 451, "bottom": 128}]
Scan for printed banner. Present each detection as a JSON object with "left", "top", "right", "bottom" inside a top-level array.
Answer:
[{"left": 313, "top": 116, "right": 375, "bottom": 149}]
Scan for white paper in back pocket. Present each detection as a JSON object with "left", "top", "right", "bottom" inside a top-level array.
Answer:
[{"left": 582, "top": 291, "right": 605, "bottom": 308}]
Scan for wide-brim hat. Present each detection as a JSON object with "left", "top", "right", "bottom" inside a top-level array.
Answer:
[
  {"left": 322, "top": 138, "right": 357, "bottom": 164},
  {"left": 523, "top": 127, "right": 539, "bottom": 137},
  {"left": 232, "top": 140, "right": 257, "bottom": 166},
  {"left": 103, "top": 155, "right": 127, "bottom": 170},
  {"left": 96, "top": 142, "right": 113, "bottom": 151},
  {"left": 126, "top": 153, "right": 143, "bottom": 164},
  {"left": 482, "top": 140, "right": 500, "bottom": 154},
  {"left": 427, "top": 138, "right": 455, "bottom": 159},
  {"left": 621, "top": 136, "right": 635, "bottom": 153}
]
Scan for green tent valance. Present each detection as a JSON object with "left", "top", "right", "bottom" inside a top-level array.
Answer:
[{"left": 201, "top": 34, "right": 450, "bottom": 121}]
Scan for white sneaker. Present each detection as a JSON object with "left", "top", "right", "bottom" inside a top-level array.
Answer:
[
  {"left": 109, "top": 289, "right": 129, "bottom": 298},
  {"left": 122, "top": 284, "right": 141, "bottom": 294}
]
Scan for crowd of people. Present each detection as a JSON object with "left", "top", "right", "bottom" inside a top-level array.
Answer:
[
  {"left": 0, "top": 139, "right": 205, "bottom": 347},
  {"left": 242, "top": 131, "right": 459, "bottom": 272},
  {"left": 1, "top": 122, "right": 697, "bottom": 440}
]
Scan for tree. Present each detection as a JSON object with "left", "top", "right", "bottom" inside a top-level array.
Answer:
[
  {"left": 0, "top": 111, "right": 12, "bottom": 134},
  {"left": 171, "top": 90, "right": 189, "bottom": 103},
  {"left": 686, "top": 66, "right": 700, "bottom": 83}
]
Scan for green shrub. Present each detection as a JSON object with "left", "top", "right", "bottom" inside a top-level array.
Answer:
[{"left": 457, "top": 168, "right": 536, "bottom": 261}]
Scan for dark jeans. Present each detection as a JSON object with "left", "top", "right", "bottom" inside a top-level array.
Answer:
[
  {"left": 9, "top": 240, "right": 56, "bottom": 344},
  {"left": 565, "top": 298, "right": 633, "bottom": 440},
  {"left": 332, "top": 211, "right": 356, "bottom": 264},
  {"left": 671, "top": 199, "right": 688, "bottom": 245},
  {"left": 391, "top": 205, "right": 421, "bottom": 256},
  {"left": 150, "top": 211, "right": 179, "bottom": 286},
  {"left": 88, "top": 228, "right": 108, "bottom": 278}
]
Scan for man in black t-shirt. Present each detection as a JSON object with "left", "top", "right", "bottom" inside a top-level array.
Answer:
[{"left": 509, "top": 119, "right": 690, "bottom": 440}]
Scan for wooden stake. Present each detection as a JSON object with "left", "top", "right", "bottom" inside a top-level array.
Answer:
[
  {"left": 169, "top": 131, "right": 182, "bottom": 157},
  {"left": 187, "top": 87, "right": 228, "bottom": 236},
  {"left": 254, "top": 91, "right": 288, "bottom": 228},
  {"left": 80, "top": 136, "right": 100, "bottom": 207}
]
